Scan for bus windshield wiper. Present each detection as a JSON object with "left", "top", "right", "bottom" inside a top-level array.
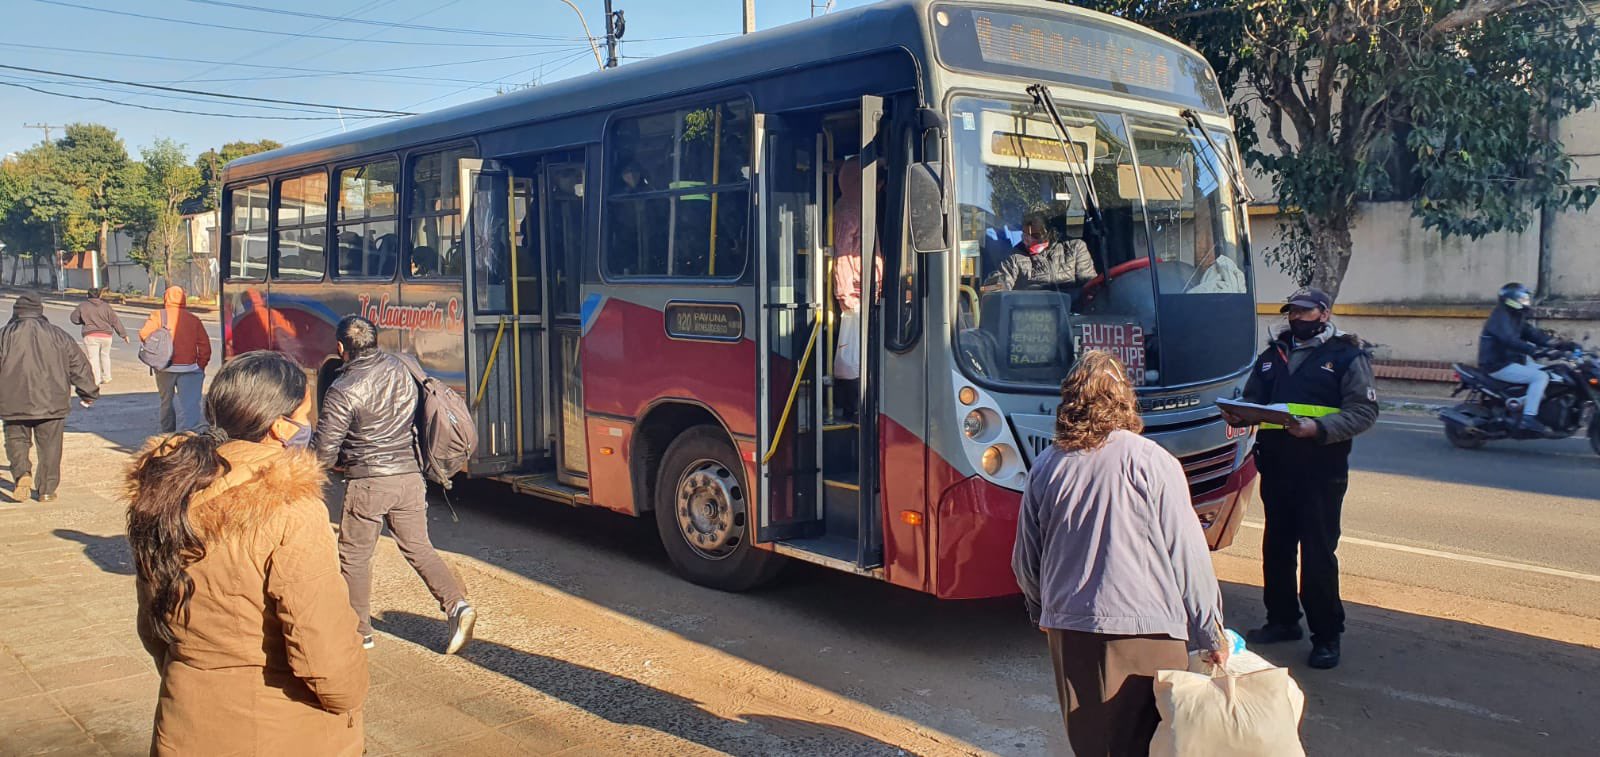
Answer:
[
  {"left": 1026, "top": 83, "right": 1113, "bottom": 285},
  {"left": 1180, "top": 109, "right": 1255, "bottom": 205}
]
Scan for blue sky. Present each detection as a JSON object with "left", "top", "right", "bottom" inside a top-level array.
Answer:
[{"left": 0, "top": 0, "right": 874, "bottom": 160}]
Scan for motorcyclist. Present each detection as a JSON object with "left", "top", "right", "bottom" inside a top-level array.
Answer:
[
  {"left": 1478, "top": 283, "right": 1571, "bottom": 434},
  {"left": 984, "top": 205, "right": 1096, "bottom": 292}
]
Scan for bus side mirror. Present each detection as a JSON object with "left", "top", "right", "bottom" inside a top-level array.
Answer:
[{"left": 909, "top": 161, "right": 947, "bottom": 253}]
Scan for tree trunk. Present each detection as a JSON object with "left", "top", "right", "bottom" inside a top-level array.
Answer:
[
  {"left": 97, "top": 218, "right": 109, "bottom": 290},
  {"left": 1308, "top": 213, "right": 1355, "bottom": 302}
]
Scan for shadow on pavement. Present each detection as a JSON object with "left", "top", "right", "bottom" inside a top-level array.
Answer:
[
  {"left": 51, "top": 529, "right": 134, "bottom": 575},
  {"left": 374, "top": 611, "right": 916, "bottom": 757},
  {"left": 65, "top": 390, "right": 165, "bottom": 456},
  {"left": 382, "top": 476, "right": 1600, "bottom": 755}
]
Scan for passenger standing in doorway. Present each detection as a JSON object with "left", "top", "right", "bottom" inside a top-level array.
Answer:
[
  {"left": 1222, "top": 287, "right": 1379, "bottom": 670},
  {"left": 0, "top": 293, "right": 99, "bottom": 502},
  {"left": 312, "top": 315, "right": 477, "bottom": 654},
  {"left": 70, "top": 287, "right": 129, "bottom": 385},
  {"left": 1012, "top": 351, "right": 1227, "bottom": 755},
  {"left": 140, "top": 286, "right": 212, "bottom": 433},
  {"left": 831, "top": 156, "right": 883, "bottom": 420}
]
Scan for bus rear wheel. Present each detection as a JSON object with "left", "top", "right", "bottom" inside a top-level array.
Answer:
[{"left": 653, "top": 426, "right": 783, "bottom": 592}]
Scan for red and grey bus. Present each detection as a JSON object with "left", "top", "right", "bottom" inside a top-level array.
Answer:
[{"left": 220, "top": 0, "right": 1258, "bottom": 599}]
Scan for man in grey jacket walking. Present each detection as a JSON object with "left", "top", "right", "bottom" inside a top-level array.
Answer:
[
  {"left": 312, "top": 315, "right": 476, "bottom": 654},
  {"left": 69, "top": 288, "right": 129, "bottom": 385}
]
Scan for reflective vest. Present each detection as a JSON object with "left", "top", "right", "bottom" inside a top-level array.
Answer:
[{"left": 1252, "top": 335, "right": 1364, "bottom": 465}]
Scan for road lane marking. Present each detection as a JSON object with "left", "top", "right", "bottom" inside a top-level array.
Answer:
[
  {"left": 1239, "top": 521, "right": 1600, "bottom": 584},
  {"left": 1379, "top": 419, "right": 1441, "bottom": 429},
  {"left": 1335, "top": 681, "right": 1521, "bottom": 724}
]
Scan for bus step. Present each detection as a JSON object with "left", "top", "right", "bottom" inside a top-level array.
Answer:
[
  {"left": 505, "top": 473, "right": 591, "bottom": 507},
  {"left": 780, "top": 533, "right": 857, "bottom": 564},
  {"left": 823, "top": 473, "right": 860, "bottom": 540}
]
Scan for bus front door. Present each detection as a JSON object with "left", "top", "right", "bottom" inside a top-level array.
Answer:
[
  {"left": 461, "top": 160, "right": 543, "bottom": 475},
  {"left": 756, "top": 99, "right": 886, "bottom": 570}
]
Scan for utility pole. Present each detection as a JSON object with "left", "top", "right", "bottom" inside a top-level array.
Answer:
[
  {"left": 604, "top": 0, "right": 625, "bottom": 69},
  {"left": 22, "top": 123, "right": 63, "bottom": 144},
  {"left": 743, "top": 0, "right": 754, "bottom": 33}
]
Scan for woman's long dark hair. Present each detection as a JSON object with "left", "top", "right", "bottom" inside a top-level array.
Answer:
[{"left": 126, "top": 350, "right": 308, "bottom": 643}]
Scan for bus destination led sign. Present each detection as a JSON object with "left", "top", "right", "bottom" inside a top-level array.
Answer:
[
  {"left": 974, "top": 11, "right": 1175, "bottom": 95},
  {"left": 665, "top": 302, "right": 744, "bottom": 343},
  {"left": 932, "top": 5, "right": 1226, "bottom": 112}
]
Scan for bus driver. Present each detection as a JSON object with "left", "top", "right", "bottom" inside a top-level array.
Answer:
[{"left": 984, "top": 205, "right": 1096, "bottom": 292}]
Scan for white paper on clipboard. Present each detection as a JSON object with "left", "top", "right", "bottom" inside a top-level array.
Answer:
[{"left": 1215, "top": 398, "right": 1298, "bottom": 427}]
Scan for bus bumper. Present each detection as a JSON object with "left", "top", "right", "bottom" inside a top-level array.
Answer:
[{"left": 931, "top": 455, "right": 1259, "bottom": 600}]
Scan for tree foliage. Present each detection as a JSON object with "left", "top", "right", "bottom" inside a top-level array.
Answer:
[
  {"left": 56, "top": 123, "right": 139, "bottom": 270},
  {"left": 194, "top": 139, "right": 281, "bottom": 212},
  {"left": 127, "top": 139, "right": 203, "bottom": 290},
  {"left": 1067, "top": 0, "right": 1600, "bottom": 298}
]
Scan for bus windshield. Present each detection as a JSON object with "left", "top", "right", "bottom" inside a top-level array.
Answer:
[{"left": 951, "top": 95, "right": 1254, "bottom": 390}]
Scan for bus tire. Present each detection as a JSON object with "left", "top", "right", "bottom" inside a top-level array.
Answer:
[{"left": 653, "top": 426, "right": 783, "bottom": 592}]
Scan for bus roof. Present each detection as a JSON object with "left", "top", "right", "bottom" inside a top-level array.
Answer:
[{"left": 224, "top": 0, "right": 1210, "bottom": 182}]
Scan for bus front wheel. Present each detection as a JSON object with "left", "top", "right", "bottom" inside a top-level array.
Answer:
[{"left": 653, "top": 426, "right": 783, "bottom": 592}]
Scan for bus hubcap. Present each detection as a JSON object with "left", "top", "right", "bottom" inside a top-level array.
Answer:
[{"left": 675, "top": 459, "right": 745, "bottom": 560}]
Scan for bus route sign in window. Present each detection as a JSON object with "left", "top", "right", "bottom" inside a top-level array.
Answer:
[{"left": 931, "top": 4, "right": 1225, "bottom": 113}]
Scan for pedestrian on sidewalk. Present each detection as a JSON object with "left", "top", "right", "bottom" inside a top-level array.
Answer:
[
  {"left": 1221, "top": 287, "right": 1379, "bottom": 670},
  {"left": 126, "top": 350, "right": 367, "bottom": 757},
  {"left": 0, "top": 293, "right": 99, "bottom": 503},
  {"left": 139, "top": 286, "right": 212, "bottom": 433},
  {"left": 69, "top": 287, "right": 129, "bottom": 385},
  {"left": 313, "top": 315, "right": 477, "bottom": 654},
  {"left": 1013, "top": 351, "right": 1228, "bottom": 756}
]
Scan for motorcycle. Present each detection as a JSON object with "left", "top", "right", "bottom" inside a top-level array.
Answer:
[{"left": 1439, "top": 345, "right": 1600, "bottom": 456}]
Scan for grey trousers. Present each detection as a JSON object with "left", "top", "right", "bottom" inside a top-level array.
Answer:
[
  {"left": 337, "top": 472, "right": 466, "bottom": 636},
  {"left": 82, "top": 335, "right": 113, "bottom": 384},
  {"left": 155, "top": 370, "right": 205, "bottom": 433}
]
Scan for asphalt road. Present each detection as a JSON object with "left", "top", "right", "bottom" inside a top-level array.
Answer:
[{"left": 10, "top": 291, "right": 1597, "bottom": 754}]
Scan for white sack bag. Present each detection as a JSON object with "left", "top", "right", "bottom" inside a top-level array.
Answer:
[{"left": 1149, "top": 653, "right": 1306, "bottom": 757}]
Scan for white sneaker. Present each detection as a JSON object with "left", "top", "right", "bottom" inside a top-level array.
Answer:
[
  {"left": 362, "top": 634, "right": 375, "bottom": 650},
  {"left": 444, "top": 602, "right": 476, "bottom": 655}
]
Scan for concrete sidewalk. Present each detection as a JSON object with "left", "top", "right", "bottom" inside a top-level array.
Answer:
[{"left": 0, "top": 387, "right": 655, "bottom": 756}]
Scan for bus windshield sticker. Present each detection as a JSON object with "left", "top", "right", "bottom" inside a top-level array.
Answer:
[
  {"left": 664, "top": 302, "right": 744, "bottom": 343},
  {"left": 1073, "top": 319, "right": 1146, "bottom": 385}
]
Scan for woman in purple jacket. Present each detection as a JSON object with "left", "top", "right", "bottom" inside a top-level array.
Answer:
[{"left": 1012, "top": 351, "right": 1229, "bottom": 756}]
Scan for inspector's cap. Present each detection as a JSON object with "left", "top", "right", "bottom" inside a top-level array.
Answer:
[{"left": 1280, "top": 287, "right": 1332, "bottom": 313}]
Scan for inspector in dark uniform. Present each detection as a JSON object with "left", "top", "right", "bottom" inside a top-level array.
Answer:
[{"left": 1221, "top": 287, "right": 1379, "bottom": 670}]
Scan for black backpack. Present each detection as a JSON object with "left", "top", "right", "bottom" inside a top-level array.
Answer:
[
  {"left": 138, "top": 312, "right": 174, "bottom": 371},
  {"left": 397, "top": 356, "right": 477, "bottom": 489}
]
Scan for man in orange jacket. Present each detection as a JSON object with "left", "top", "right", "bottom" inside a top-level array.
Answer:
[{"left": 139, "top": 286, "right": 213, "bottom": 433}]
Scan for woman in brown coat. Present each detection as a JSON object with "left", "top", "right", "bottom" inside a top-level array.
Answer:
[{"left": 127, "top": 350, "right": 368, "bottom": 756}]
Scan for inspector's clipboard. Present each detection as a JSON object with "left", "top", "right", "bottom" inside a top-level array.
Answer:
[{"left": 1215, "top": 398, "right": 1299, "bottom": 427}]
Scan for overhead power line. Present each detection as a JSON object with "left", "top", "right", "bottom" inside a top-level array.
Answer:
[
  {"left": 179, "top": 0, "right": 588, "bottom": 41},
  {"left": 33, "top": 0, "right": 577, "bottom": 48},
  {"left": 0, "top": 64, "right": 415, "bottom": 115},
  {"left": 0, "top": 80, "right": 381, "bottom": 120}
]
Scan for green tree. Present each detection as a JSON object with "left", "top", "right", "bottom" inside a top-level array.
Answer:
[
  {"left": 55, "top": 123, "right": 138, "bottom": 283},
  {"left": 1069, "top": 0, "right": 1600, "bottom": 298},
  {"left": 129, "top": 139, "right": 202, "bottom": 292},
  {"left": 194, "top": 139, "right": 281, "bottom": 211},
  {"left": 0, "top": 146, "right": 85, "bottom": 286}
]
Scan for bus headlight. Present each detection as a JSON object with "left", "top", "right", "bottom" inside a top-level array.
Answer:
[
  {"left": 981, "top": 445, "right": 1005, "bottom": 476},
  {"left": 963, "top": 410, "right": 986, "bottom": 439}
]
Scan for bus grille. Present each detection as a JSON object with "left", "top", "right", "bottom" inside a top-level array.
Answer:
[{"left": 1180, "top": 444, "right": 1237, "bottom": 499}]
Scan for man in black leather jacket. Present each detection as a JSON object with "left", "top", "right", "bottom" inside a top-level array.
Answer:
[
  {"left": 313, "top": 315, "right": 477, "bottom": 654},
  {"left": 1479, "top": 283, "right": 1566, "bottom": 434}
]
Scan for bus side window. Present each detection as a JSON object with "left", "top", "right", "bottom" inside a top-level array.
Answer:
[
  {"left": 225, "top": 181, "right": 270, "bottom": 281},
  {"left": 335, "top": 158, "right": 399, "bottom": 279},
  {"left": 272, "top": 171, "right": 329, "bottom": 281},
  {"left": 604, "top": 99, "right": 752, "bottom": 280},
  {"left": 405, "top": 147, "right": 474, "bottom": 279}
]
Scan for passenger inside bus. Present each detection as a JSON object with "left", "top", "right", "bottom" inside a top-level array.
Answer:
[{"left": 831, "top": 155, "right": 884, "bottom": 421}]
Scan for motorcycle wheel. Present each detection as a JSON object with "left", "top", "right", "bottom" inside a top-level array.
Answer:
[{"left": 1444, "top": 419, "right": 1487, "bottom": 449}]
